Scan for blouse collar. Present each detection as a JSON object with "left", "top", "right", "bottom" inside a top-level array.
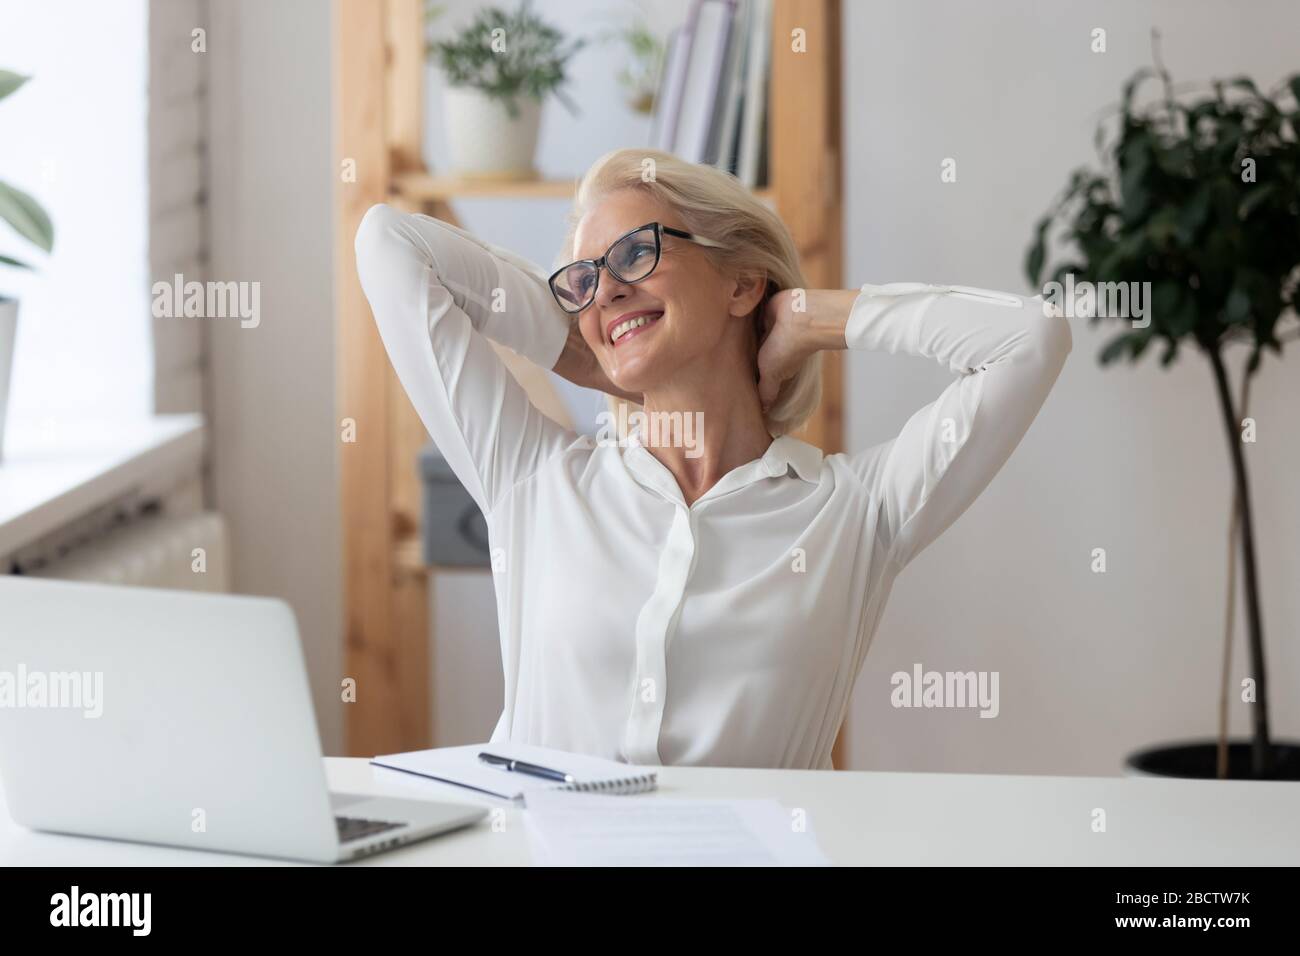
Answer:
[{"left": 620, "top": 424, "right": 823, "bottom": 507}]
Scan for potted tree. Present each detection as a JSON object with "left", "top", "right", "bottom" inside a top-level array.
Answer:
[
  {"left": 0, "top": 69, "right": 55, "bottom": 463},
  {"left": 1027, "top": 59, "right": 1300, "bottom": 780},
  {"left": 425, "top": 0, "right": 584, "bottom": 180}
]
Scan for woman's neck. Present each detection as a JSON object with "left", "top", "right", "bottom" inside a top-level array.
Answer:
[{"left": 638, "top": 371, "right": 773, "bottom": 507}]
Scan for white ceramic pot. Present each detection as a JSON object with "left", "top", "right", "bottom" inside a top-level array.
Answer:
[
  {"left": 441, "top": 86, "right": 542, "bottom": 180},
  {"left": 0, "top": 297, "right": 17, "bottom": 464}
]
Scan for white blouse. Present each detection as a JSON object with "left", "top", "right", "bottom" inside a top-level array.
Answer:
[{"left": 354, "top": 204, "right": 1071, "bottom": 771}]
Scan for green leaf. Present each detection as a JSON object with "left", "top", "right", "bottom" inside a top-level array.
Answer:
[
  {"left": 1121, "top": 68, "right": 1155, "bottom": 115},
  {"left": 1159, "top": 338, "right": 1180, "bottom": 366},
  {"left": 1099, "top": 332, "right": 1133, "bottom": 365},
  {"left": 1175, "top": 186, "right": 1211, "bottom": 244},
  {"left": 1209, "top": 179, "right": 1238, "bottom": 227},
  {"left": 0, "top": 70, "right": 29, "bottom": 102},
  {"left": 0, "top": 180, "right": 54, "bottom": 253},
  {"left": 1168, "top": 292, "right": 1198, "bottom": 336},
  {"left": 1150, "top": 281, "right": 1190, "bottom": 336},
  {"left": 1146, "top": 206, "right": 1181, "bottom": 248},
  {"left": 0, "top": 252, "right": 30, "bottom": 269},
  {"left": 1225, "top": 286, "right": 1251, "bottom": 322},
  {"left": 1048, "top": 262, "right": 1081, "bottom": 292},
  {"left": 1129, "top": 328, "right": 1153, "bottom": 360},
  {"left": 1153, "top": 141, "right": 1192, "bottom": 176},
  {"left": 1238, "top": 182, "right": 1275, "bottom": 219},
  {"left": 1096, "top": 230, "right": 1147, "bottom": 278},
  {"left": 1119, "top": 136, "right": 1152, "bottom": 222},
  {"left": 1025, "top": 216, "right": 1050, "bottom": 286}
]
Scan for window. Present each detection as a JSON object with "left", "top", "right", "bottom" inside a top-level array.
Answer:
[{"left": 0, "top": 0, "right": 152, "bottom": 428}]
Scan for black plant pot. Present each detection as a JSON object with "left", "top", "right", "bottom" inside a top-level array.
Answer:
[{"left": 1125, "top": 739, "right": 1300, "bottom": 780}]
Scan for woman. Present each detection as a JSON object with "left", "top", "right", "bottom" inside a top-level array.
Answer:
[{"left": 354, "top": 148, "right": 1071, "bottom": 770}]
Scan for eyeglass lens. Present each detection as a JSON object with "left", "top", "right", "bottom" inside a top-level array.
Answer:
[{"left": 553, "top": 226, "right": 660, "bottom": 313}]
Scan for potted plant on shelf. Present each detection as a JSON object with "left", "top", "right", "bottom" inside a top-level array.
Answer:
[
  {"left": 0, "top": 69, "right": 55, "bottom": 464},
  {"left": 425, "top": 0, "right": 585, "bottom": 180},
  {"left": 1026, "top": 58, "right": 1300, "bottom": 781},
  {"left": 598, "top": 17, "right": 664, "bottom": 115}
]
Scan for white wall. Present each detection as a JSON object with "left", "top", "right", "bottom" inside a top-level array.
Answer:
[
  {"left": 205, "top": 0, "right": 341, "bottom": 752},
  {"left": 843, "top": 0, "right": 1300, "bottom": 774}
]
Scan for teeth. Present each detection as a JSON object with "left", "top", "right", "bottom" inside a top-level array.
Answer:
[{"left": 611, "top": 313, "right": 661, "bottom": 343}]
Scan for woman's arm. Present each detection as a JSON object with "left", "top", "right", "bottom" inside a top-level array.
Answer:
[
  {"left": 354, "top": 203, "right": 586, "bottom": 515},
  {"left": 758, "top": 283, "right": 1072, "bottom": 568},
  {"left": 378, "top": 207, "right": 639, "bottom": 401}
]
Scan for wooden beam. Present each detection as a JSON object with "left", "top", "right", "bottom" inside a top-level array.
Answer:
[
  {"left": 385, "top": 0, "right": 424, "bottom": 174},
  {"left": 336, "top": 0, "right": 430, "bottom": 757},
  {"left": 381, "top": 0, "right": 435, "bottom": 753},
  {"left": 770, "top": 0, "right": 848, "bottom": 769}
]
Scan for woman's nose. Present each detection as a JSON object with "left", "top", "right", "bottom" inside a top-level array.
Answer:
[{"left": 595, "top": 272, "right": 633, "bottom": 309}]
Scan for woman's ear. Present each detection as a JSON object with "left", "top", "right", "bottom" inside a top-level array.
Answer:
[
  {"left": 729, "top": 270, "right": 768, "bottom": 319},
  {"left": 728, "top": 273, "right": 764, "bottom": 332}
]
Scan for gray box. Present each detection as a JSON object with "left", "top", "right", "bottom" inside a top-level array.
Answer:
[{"left": 419, "top": 443, "right": 490, "bottom": 568}]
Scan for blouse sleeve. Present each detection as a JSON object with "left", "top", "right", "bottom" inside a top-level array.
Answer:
[
  {"left": 353, "top": 203, "right": 575, "bottom": 516},
  {"left": 846, "top": 283, "right": 1072, "bottom": 570}
]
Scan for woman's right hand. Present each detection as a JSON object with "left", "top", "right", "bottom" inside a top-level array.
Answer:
[{"left": 552, "top": 320, "right": 643, "bottom": 403}]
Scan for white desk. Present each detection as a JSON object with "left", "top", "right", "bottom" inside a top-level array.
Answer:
[{"left": 2, "top": 758, "right": 1297, "bottom": 866}]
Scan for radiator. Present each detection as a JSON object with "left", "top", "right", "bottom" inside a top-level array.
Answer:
[{"left": 31, "top": 512, "right": 230, "bottom": 592}]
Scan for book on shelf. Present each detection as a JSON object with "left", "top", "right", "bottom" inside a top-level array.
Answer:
[
  {"left": 649, "top": 0, "right": 701, "bottom": 154},
  {"left": 649, "top": 0, "right": 771, "bottom": 189},
  {"left": 708, "top": 0, "right": 751, "bottom": 170}
]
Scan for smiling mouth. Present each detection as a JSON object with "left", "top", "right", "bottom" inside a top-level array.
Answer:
[{"left": 610, "top": 312, "right": 663, "bottom": 346}]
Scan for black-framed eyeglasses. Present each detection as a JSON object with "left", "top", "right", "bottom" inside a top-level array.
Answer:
[{"left": 548, "top": 221, "right": 726, "bottom": 315}]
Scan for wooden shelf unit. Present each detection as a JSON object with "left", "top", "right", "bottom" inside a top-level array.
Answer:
[
  {"left": 335, "top": 0, "right": 846, "bottom": 766},
  {"left": 391, "top": 170, "right": 579, "bottom": 202},
  {"left": 392, "top": 169, "right": 777, "bottom": 206}
]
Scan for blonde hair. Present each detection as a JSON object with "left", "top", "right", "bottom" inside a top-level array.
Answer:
[{"left": 561, "top": 148, "right": 820, "bottom": 437}]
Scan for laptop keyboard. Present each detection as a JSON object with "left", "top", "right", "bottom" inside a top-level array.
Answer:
[{"left": 336, "top": 815, "right": 405, "bottom": 843}]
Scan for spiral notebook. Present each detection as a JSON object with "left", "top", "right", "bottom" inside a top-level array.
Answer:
[{"left": 370, "top": 743, "right": 658, "bottom": 802}]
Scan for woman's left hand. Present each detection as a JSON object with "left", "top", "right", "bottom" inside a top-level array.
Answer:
[
  {"left": 756, "top": 289, "right": 814, "bottom": 412},
  {"left": 756, "top": 289, "right": 855, "bottom": 412}
]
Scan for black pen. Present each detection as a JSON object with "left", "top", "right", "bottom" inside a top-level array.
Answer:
[{"left": 478, "top": 751, "right": 575, "bottom": 784}]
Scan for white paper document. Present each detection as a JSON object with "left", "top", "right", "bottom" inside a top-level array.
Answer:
[{"left": 523, "top": 791, "right": 831, "bottom": 866}]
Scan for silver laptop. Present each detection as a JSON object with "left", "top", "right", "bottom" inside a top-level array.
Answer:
[{"left": 0, "top": 576, "right": 486, "bottom": 863}]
